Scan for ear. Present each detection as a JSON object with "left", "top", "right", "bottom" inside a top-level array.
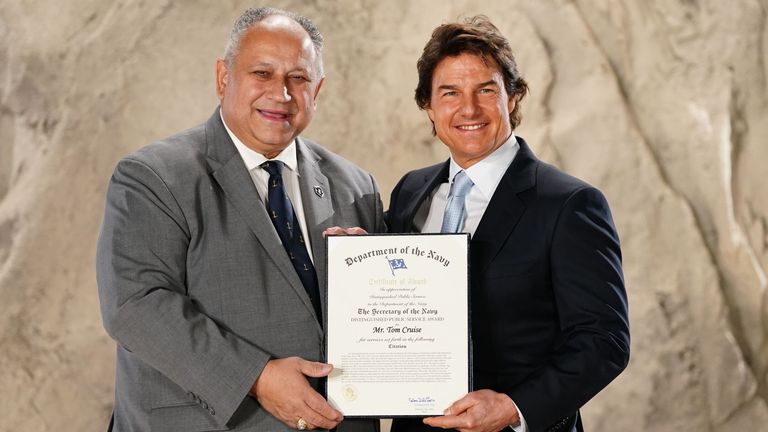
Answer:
[
  {"left": 507, "top": 95, "right": 516, "bottom": 115},
  {"left": 425, "top": 103, "right": 435, "bottom": 123},
  {"left": 312, "top": 76, "right": 325, "bottom": 107},
  {"left": 215, "top": 59, "right": 228, "bottom": 101}
]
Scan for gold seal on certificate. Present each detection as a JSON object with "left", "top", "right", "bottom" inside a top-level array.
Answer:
[
  {"left": 325, "top": 234, "right": 470, "bottom": 417},
  {"left": 342, "top": 384, "right": 358, "bottom": 401}
]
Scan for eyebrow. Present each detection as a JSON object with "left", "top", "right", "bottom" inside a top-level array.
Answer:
[
  {"left": 248, "top": 62, "right": 311, "bottom": 74},
  {"left": 437, "top": 80, "right": 500, "bottom": 92},
  {"left": 477, "top": 80, "right": 500, "bottom": 88},
  {"left": 437, "top": 84, "right": 460, "bottom": 92}
]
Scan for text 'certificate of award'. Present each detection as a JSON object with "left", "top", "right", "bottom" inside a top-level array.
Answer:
[{"left": 326, "top": 233, "right": 470, "bottom": 417}]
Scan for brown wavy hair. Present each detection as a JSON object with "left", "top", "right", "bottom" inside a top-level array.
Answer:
[{"left": 415, "top": 15, "right": 529, "bottom": 131}]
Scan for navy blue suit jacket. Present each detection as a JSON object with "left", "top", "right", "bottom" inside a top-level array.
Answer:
[{"left": 387, "top": 137, "right": 630, "bottom": 432}]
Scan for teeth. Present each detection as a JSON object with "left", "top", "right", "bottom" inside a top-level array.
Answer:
[
  {"left": 260, "top": 110, "right": 288, "bottom": 119},
  {"left": 458, "top": 124, "right": 483, "bottom": 131}
]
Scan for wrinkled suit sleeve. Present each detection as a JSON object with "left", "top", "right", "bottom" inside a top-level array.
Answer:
[{"left": 96, "top": 157, "right": 270, "bottom": 426}]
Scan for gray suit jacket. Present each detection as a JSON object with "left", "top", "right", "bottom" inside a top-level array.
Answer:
[{"left": 97, "top": 109, "right": 385, "bottom": 431}]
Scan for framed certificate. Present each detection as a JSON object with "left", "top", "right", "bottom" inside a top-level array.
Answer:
[{"left": 325, "top": 233, "right": 471, "bottom": 417}]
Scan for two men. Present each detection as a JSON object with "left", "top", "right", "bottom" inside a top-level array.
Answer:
[
  {"left": 97, "top": 7, "right": 629, "bottom": 432},
  {"left": 97, "top": 7, "right": 383, "bottom": 431},
  {"left": 387, "top": 16, "right": 630, "bottom": 432}
]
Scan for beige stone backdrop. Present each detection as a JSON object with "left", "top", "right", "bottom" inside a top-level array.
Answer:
[{"left": 1, "top": 0, "right": 767, "bottom": 431}]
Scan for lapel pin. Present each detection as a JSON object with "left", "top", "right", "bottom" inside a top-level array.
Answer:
[{"left": 313, "top": 185, "right": 325, "bottom": 198}]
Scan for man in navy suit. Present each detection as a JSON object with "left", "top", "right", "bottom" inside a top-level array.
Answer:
[{"left": 387, "top": 16, "right": 630, "bottom": 432}]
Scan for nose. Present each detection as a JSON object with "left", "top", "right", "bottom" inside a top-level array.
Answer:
[
  {"left": 267, "top": 77, "right": 292, "bottom": 103},
  {"left": 459, "top": 93, "right": 479, "bottom": 117}
]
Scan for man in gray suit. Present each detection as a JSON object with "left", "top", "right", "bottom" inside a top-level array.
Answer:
[{"left": 97, "top": 7, "right": 384, "bottom": 432}]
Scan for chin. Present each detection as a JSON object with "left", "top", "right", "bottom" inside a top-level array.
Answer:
[{"left": 457, "top": 143, "right": 489, "bottom": 155}]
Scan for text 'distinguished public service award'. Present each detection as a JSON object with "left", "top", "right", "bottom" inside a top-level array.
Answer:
[{"left": 325, "top": 234, "right": 470, "bottom": 417}]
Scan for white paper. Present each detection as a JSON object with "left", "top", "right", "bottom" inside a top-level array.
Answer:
[{"left": 326, "top": 234, "right": 470, "bottom": 417}]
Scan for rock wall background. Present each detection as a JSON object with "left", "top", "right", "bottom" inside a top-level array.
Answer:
[{"left": 1, "top": 0, "right": 766, "bottom": 430}]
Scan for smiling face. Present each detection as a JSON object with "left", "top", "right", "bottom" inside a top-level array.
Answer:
[
  {"left": 426, "top": 52, "right": 515, "bottom": 169},
  {"left": 216, "top": 15, "right": 324, "bottom": 158}
]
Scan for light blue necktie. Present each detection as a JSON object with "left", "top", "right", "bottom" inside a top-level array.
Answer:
[{"left": 440, "top": 170, "right": 474, "bottom": 233}]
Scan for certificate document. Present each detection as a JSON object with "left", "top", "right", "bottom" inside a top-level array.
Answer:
[{"left": 325, "top": 233, "right": 470, "bottom": 417}]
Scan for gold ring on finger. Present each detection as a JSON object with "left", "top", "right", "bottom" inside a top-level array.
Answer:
[{"left": 297, "top": 418, "right": 308, "bottom": 431}]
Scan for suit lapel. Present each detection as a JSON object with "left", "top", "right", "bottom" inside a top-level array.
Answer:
[
  {"left": 471, "top": 137, "right": 538, "bottom": 274},
  {"left": 295, "top": 139, "right": 333, "bottom": 318},
  {"left": 402, "top": 162, "right": 449, "bottom": 232},
  {"left": 205, "top": 111, "right": 322, "bottom": 334}
]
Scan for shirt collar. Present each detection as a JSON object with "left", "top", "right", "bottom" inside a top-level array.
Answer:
[
  {"left": 448, "top": 134, "right": 520, "bottom": 200},
  {"left": 219, "top": 109, "right": 299, "bottom": 173}
]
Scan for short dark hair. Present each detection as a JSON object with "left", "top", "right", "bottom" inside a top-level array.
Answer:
[{"left": 415, "top": 15, "right": 528, "bottom": 130}]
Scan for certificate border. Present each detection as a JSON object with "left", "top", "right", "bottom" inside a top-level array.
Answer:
[{"left": 323, "top": 232, "right": 473, "bottom": 419}]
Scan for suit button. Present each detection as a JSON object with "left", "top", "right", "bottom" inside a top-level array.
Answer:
[
  {"left": 201, "top": 401, "right": 208, "bottom": 410},
  {"left": 209, "top": 407, "right": 216, "bottom": 416}
]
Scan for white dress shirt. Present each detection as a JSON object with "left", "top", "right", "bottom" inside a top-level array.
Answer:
[
  {"left": 419, "top": 134, "right": 520, "bottom": 236},
  {"left": 220, "top": 111, "right": 314, "bottom": 263},
  {"left": 416, "top": 134, "right": 529, "bottom": 432}
]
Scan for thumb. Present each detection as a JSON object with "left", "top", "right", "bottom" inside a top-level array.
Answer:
[{"left": 299, "top": 360, "right": 334, "bottom": 378}]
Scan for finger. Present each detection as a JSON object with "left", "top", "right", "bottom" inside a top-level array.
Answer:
[
  {"left": 293, "top": 416, "right": 323, "bottom": 432},
  {"left": 345, "top": 227, "right": 368, "bottom": 235},
  {"left": 444, "top": 393, "right": 476, "bottom": 415},
  {"left": 303, "top": 396, "right": 343, "bottom": 428},
  {"left": 424, "top": 415, "right": 463, "bottom": 429},
  {"left": 301, "top": 413, "right": 337, "bottom": 431},
  {"left": 298, "top": 360, "right": 334, "bottom": 378},
  {"left": 323, "top": 226, "right": 345, "bottom": 237},
  {"left": 305, "top": 392, "right": 343, "bottom": 421}
]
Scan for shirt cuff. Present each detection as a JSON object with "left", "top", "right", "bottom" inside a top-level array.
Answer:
[{"left": 509, "top": 399, "right": 529, "bottom": 432}]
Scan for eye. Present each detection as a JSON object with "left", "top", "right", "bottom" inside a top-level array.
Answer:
[
  {"left": 252, "top": 70, "right": 269, "bottom": 78},
  {"left": 479, "top": 88, "right": 497, "bottom": 94},
  {"left": 289, "top": 75, "right": 310, "bottom": 83},
  {"left": 442, "top": 90, "right": 458, "bottom": 97}
]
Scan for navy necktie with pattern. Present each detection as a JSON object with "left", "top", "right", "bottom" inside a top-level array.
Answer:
[{"left": 261, "top": 160, "right": 322, "bottom": 323}]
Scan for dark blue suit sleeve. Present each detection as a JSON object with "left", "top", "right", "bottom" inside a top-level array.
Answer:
[{"left": 508, "top": 186, "right": 630, "bottom": 431}]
